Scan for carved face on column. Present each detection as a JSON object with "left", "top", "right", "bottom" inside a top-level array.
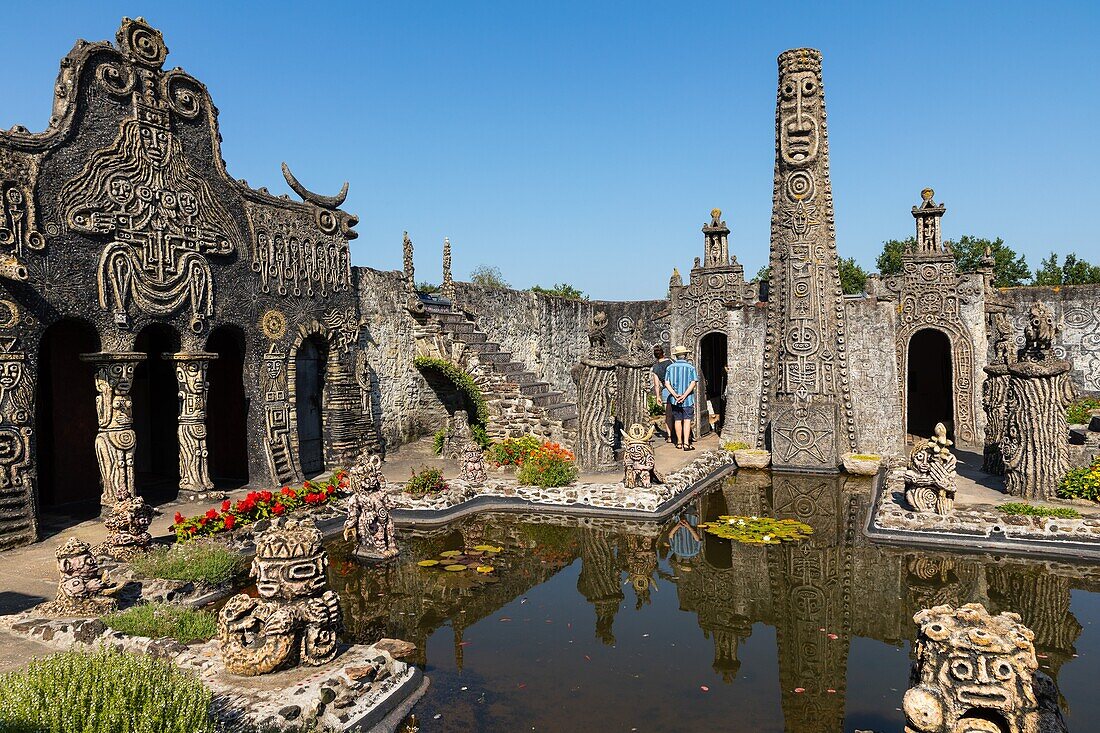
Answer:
[
  {"left": 0, "top": 359, "right": 23, "bottom": 393},
  {"left": 778, "top": 68, "right": 821, "bottom": 168},
  {"left": 55, "top": 538, "right": 104, "bottom": 600},
  {"left": 176, "top": 360, "right": 208, "bottom": 395},
  {"left": 105, "top": 362, "right": 135, "bottom": 394}
]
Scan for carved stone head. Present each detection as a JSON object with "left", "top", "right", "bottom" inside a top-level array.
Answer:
[
  {"left": 349, "top": 451, "right": 386, "bottom": 495},
  {"left": 777, "top": 49, "right": 823, "bottom": 169},
  {"left": 55, "top": 537, "right": 104, "bottom": 600},
  {"left": 251, "top": 518, "right": 328, "bottom": 601}
]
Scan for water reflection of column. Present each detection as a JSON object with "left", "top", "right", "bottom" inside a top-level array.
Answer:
[
  {"left": 80, "top": 352, "right": 146, "bottom": 511},
  {"left": 577, "top": 528, "right": 623, "bottom": 645},
  {"left": 987, "top": 564, "right": 1081, "bottom": 677},
  {"left": 768, "top": 474, "right": 853, "bottom": 733},
  {"left": 165, "top": 352, "right": 217, "bottom": 495}
]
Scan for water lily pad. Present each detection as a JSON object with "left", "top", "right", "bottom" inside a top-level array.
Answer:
[
  {"left": 698, "top": 515, "right": 813, "bottom": 545},
  {"left": 474, "top": 545, "right": 503, "bottom": 553},
  {"left": 476, "top": 565, "right": 495, "bottom": 574},
  {"left": 440, "top": 550, "right": 463, "bottom": 557},
  {"left": 444, "top": 564, "right": 467, "bottom": 572},
  {"left": 417, "top": 559, "right": 440, "bottom": 567}
]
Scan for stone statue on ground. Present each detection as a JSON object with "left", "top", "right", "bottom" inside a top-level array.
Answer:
[
  {"left": 96, "top": 496, "right": 157, "bottom": 560},
  {"left": 219, "top": 518, "right": 343, "bottom": 675},
  {"left": 39, "top": 537, "right": 119, "bottom": 616},
  {"left": 621, "top": 423, "right": 664, "bottom": 489},
  {"left": 343, "top": 452, "right": 399, "bottom": 560},
  {"left": 904, "top": 422, "right": 958, "bottom": 515}
]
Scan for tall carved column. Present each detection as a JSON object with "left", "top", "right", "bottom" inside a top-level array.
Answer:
[
  {"left": 982, "top": 361, "right": 1011, "bottom": 475},
  {"left": 165, "top": 352, "right": 217, "bottom": 496},
  {"left": 1002, "top": 302, "right": 1077, "bottom": 500},
  {"left": 80, "top": 352, "right": 145, "bottom": 510},
  {"left": 615, "top": 320, "right": 651, "bottom": 434},
  {"left": 440, "top": 236, "right": 456, "bottom": 303},
  {"left": 571, "top": 312, "right": 617, "bottom": 470},
  {"left": 758, "top": 49, "right": 856, "bottom": 472}
]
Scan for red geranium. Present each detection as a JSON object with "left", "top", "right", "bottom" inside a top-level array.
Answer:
[
  {"left": 223, "top": 514, "right": 236, "bottom": 530},
  {"left": 272, "top": 502, "right": 286, "bottom": 515}
]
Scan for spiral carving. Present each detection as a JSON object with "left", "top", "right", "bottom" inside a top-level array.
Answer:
[
  {"left": 161, "top": 71, "right": 202, "bottom": 118},
  {"left": 95, "top": 61, "right": 136, "bottom": 97}
]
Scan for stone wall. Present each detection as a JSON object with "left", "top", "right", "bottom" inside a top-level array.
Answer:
[
  {"left": 845, "top": 296, "right": 905, "bottom": 460},
  {"left": 452, "top": 282, "right": 667, "bottom": 401},
  {"left": 720, "top": 304, "right": 767, "bottom": 446},
  {"left": 999, "top": 284, "right": 1100, "bottom": 394}
]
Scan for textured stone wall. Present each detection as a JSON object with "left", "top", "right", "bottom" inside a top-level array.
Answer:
[
  {"left": 720, "top": 305, "right": 767, "bottom": 446},
  {"left": 846, "top": 296, "right": 905, "bottom": 460},
  {"left": 452, "top": 282, "right": 666, "bottom": 401},
  {"left": 999, "top": 284, "right": 1100, "bottom": 394}
]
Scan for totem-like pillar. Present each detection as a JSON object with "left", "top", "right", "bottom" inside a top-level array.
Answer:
[
  {"left": 165, "top": 352, "right": 217, "bottom": 496},
  {"left": 758, "top": 49, "right": 856, "bottom": 472},
  {"left": 912, "top": 186, "right": 946, "bottom": 254},
  {"left": 80, "top": 352, "right": 145, "bottom": 511},
  {"left": 982, "top": 362, "right": 1011, "bottom": 475},
  {"left": 572, "top": 311, "right": 617, "bottom": 470},
  {"left": 904, "top": 603, "right": 1067, "bottom": 733},
  {"left": 614, "top": 322, "right": 650, "bottom": 435},
  {"left": 402, "top": 231, "right": 423, "bottom": 313},
  {"left": 702, "top": 208, "right": 730, "bottom": 268},
  {"left": 440, "top": 236, "right": 456, "bottom": 303},
  {"left": 1002, "top": 302, "right": 1076, "bottom": 500}
]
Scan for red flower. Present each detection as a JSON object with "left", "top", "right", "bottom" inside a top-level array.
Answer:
[
  {"left": 272, "top": 503, "right": 286, "bottom": 515},
  {"left": 223, "top": 515, "right": 236, "bottom": 530},
  {"left": 303, "top": 480, "right": 313, "bottom": 490},
  {"left": 205, "top": 508, "right": 218, "bottom": 520},
  {"left": 221, "top": 500, "right": 231, "bottom": 512},
  {"left": 246, "top": 491, "right": 259, "bottom": 502},
  {"left": 199, "top": 516, "right": 208, "bottom": 525},
  {"left": 259, "top": 490, "right": 273, "bottom": 503},
  {"left": 188, "top": 525, "right": 197, "bottom": 534},
  {"left": 325, "top": 485, "right": 336, "bottom": 495},
  {"left": 173, "top": 512, "right": 184, "bottom": 525}
]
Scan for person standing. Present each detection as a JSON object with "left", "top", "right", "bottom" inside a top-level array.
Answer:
[
  {"left": 650, "top": 345, "right": 675, "bottom": 443},
  {"left": 664, "top": 345, "right": 698, "bottom": 450}
]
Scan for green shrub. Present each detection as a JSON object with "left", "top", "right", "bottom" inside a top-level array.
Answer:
[
  {"left": 412, "top": 356, "right": 490, "bottom": 425},
  {"left": 132, "top": 541, "right": 245, "bottom": 586},
  {"left": 406, "top": 467, "right": 448, "bottom": 495},
  {"left": 530, "top": 283, "right": 586, "bottom": 300},
  {"left": 1058, "top": 457, "right": 1100, "bottom": 502},
  {"left": 103, "top": 602, "right": 217, "bottom": 643},
  {"left": 434, "top": 424, "right": 492, "bottom": 455},
  {"left": 1067, "top": 396, "right": 1100, "bottom": 425},
  {"left": 489, "top": 435, "right": 542, "bottom": 466},
  {"left": 646, "top": 394, "right": 665, "bottom": 417},
  {"left": 0, "top": 649, "right": 215, "bottom": 733},
  {"left": 722, "top": 441, "right": 750, "bottom": 451},
  {"left": 997, "top": 502, "right": 1081, "bottom": 519}
]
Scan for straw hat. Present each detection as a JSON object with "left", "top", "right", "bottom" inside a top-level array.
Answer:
[{"left": 671, "top": 345, "right": 690, "bottom": 356}]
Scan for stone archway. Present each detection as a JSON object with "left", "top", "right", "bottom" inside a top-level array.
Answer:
[
  {"left": 206, "top": 326, "right": 249, "bottom": 489},
  {"left": 294, "top": 335, "right": 328, "bottom": 478},
  {"left": 906, "top": 328, "right": 954, "bottom": 441},
  {"left": 35, "top": 319, "right": 101, "bottom": 518},
  {"left": 132, "top": 323, "right": 181, "bottom": 503}
]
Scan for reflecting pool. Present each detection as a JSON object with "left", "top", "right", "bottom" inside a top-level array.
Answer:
[{"left": 324, "top": 472, "right": 1100, "bottom": 732}]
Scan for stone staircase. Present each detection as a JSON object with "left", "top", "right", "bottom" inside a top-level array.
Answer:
[{"left": 427, "top": 308, "right": 578, "bottom": 445}]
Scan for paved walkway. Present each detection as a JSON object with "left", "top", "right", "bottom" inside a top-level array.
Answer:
[{"left": 952, "top": 447, "right": 1100, "bottom": 516}]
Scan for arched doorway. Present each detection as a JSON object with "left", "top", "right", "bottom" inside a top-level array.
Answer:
[
  {"left": 699, "top": 332, "right": 728, "bottom": 434},
  {"left": 295, "top": 335, "right": 327, "bottom": 477},
  {"left": 133, "top": 324, "right": 181, "bottom": 503},
  {"left": 206, "top": 327, "right": 249, "bottom": 489},
  {"left": 35, "top": 320, "right": 101, "bottom": 519},
  {"left": 907, "top": 328, "right": 954, "bottom": 441}
]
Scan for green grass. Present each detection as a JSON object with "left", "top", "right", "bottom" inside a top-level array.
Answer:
[
  {"left": 0, "top": 649, "right": 215, "bottom": 733},
  {"left": 997, "top": 502, "right": 1081, "bottom": 519},
  {"left": 103, "top": 602, "right": 217, "bottom": 643},
  {"left": 131, "top": 541, "right": 245, "bottom": 586}
]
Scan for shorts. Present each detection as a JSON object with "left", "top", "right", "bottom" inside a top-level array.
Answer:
[{"left": 670, "top": 402, "right": 695, "bottom": 420}]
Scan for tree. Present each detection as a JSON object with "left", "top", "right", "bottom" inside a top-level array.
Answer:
[
  {"left": 1033, "top": 252, "right": 1100, "bottom": 286},
  {"left": 755, "top": 265, "right": 771, "bottom": 281},
  {"left": 469, "top": 265, "right": 509, "bottom": 289},
  {"left": 416, "top": 280, "right": 440, "bottom": 293},
  {"left": 873, "top": 235, "right": 1030, "bottom": 287},
  {"left": 838, "top": 256, "right": 868, "bottom": 295},
  {"left": 530, "top": 283, "right": 586, "bottom": 300}
]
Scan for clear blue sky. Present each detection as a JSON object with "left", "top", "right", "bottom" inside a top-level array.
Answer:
[{"left": 1, "top": 2, "right": 1096, "bottom": 299}]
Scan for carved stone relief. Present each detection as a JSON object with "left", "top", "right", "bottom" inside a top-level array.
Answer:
[
  {"left": 166, "top": 352, "right": 216, "bottom": 494},
  {"left": 250, "top": 207, "right": 351, "bottom": 298},
  {"left": 81, "top": 352, "right": 145, "bottom": 508}
]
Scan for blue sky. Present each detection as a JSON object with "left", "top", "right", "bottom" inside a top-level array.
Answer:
[{"left": 1, "top": 2, "right": 1096, "bottom": 299}]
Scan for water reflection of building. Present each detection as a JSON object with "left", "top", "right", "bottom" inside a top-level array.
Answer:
[{"left": 576, "top": 528, "right": 625, "bottom": 645}]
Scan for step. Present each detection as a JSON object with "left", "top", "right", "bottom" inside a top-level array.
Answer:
[
  {"left": 478, "top": 350, "right": 513, "bottom": 366},
  {"left": 499, "top": 369, "right": 538, "bottom": 386},
  {"left": 530, "top": 390, "right": 565, "bottom": 407},
  {"left": 453, "top": 330, "right": 488, "bottom": 345},
  {"left": 546, "top": 402, "right": 578, "bottom": 419},
  {"left": 519, "top": 381, "right": 552, "bottom": 397}
]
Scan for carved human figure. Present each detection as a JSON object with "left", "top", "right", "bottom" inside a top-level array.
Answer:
[
  {"left": 459, "top": 439, "right": 487, "bottom": 486},
  {"left": 97, "top": 496, "right": 157, "bottom": 560},
  {"left": 621, "top": 424, "right": 663, "bottom": 489},
  {"left": 588, "top": 311, "right": 611, "bottom": 360},
  {"left": 218, "top": 518, "right": 343, "bottom": 675},
  {"left": 82, "top": 354, "right": 144, "bottom": 507},
  {"left": 169, "top": 354, "right": 216, "bottom": 494},
  {"left": 904, "top": 423, "right": 958, "bottom": 514},
  {"left": 39, "top": 537, "right": 118, "bottom": 616},
  {"left": 1019, "top": 301, "right": 1060, "bottom": 363},
  {"left": 342, "top": 453, "right": 398, "bottom": 560},
  {"left": 904, "top": 603, "right": 1066, "bottom": 733}
]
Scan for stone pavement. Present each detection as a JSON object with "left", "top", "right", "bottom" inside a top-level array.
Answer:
[{"left": 953, "top": 448, "right": 1100, "bottom": 516}]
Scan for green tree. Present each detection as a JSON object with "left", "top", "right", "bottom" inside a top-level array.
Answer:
[
  {"left": 469, "top": 264, "right": 509, "bottom": 289},
  {"left": 873, "top": 235, "right": 1030, "bottom": 287},
  {"left": 875, "top": 237, "right": 912, "bottom": 277},
  {"left": 530, "top": 283, "right": 586, "bottom": 300},
  {"left": 838, "top": 256, "right": 869, "bottom": 294},
  {"left": 1034, "top": 252, "right": 1100, "bottom": 286},
  {"left": 416, "top": 280, "right": 440, "bottom": 293},
  {"left": 755, "top": 265, "right": 771, "bottom": 281}
]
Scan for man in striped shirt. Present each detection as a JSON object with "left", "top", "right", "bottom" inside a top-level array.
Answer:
[{"left": 663, "top": 345, "right": 698, "bottom": 450}]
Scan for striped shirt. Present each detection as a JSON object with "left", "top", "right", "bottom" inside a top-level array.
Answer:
[{"left": 663, "top": 360, "right": 698, "bottom": 407}]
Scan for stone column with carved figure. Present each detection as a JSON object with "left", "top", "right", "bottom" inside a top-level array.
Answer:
[
  {"left": 1002, "top": 302, "right": 1076, "bottom": 500},
  {"left": 572, "top": 311, "right": 618, "bottom": 471},
  {"left": 758, "top": 49, "right": 857, "bottom": 472},
  {"left": 440, "top": 236, "right": 456, "bottom": 304},
  {"left": 80, "top": 352, "right": 145, "bottom": 511},
  {"left": 165, "top": 352, "right": 217, "bottom": 497},
  {"left": 615, "top": 318, "right": 651, "bottom": 435}
]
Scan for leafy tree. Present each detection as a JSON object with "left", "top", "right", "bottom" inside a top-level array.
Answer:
[
  {"left": 469, "top": 264, "right": 509, "bottom": 289},
  {"left": 873, "top": 235, "right": 1030, "bottom": 287},
  {"left": 1033, "top": 252, "right": 1100, "bottom": 286},
  {"left": 838, "top": 256, "right": 868, "bottom": 295},
  {"left": 755, "top": 265, "right": 771, "bottom": 281},
  {"left": 416, "top": 280, "right": 440, "bottom": 293},
  {"left": 530, "top": 283, "right": 587, "bottom": 300}
]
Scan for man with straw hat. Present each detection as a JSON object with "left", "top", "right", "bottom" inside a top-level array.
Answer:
[{"left": 663, "top": 345, "right": 698, "bottom": 450}]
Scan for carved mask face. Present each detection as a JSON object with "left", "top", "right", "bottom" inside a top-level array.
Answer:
[
  {"left": 937, "top": 649, "right": 1021, "bottom": 712},
  {"left": 0, "top": 361, "right": 22, "bottom": 390},
  {"left": 252, "top": 554, "right": 326, "bottom": 600},
  {"left": 107, "top": 362, "right": 134, "bottom": 393},
  {"left": 138, "top": 123, "right": 170, "bottom": 168},
  {"left": 176, "top": 361, "right": 206, "bottom": 392},
  {"left": 779, "top": 71, "right": 820, "bottom": 167},
  {"left": 59, "top": 551, "right": 97, "bottom": 580}
]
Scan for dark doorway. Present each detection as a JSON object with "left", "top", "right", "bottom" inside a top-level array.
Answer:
[
  {"left": 35, "top": 320, "right": 101, "bottom": 519},
  {"left": 206, "top": 327, "right": 249, "bottom": 489},
  {"left": 700, "top": 490, "right": 732, "bottom": 570},
  {"left": 133, "top": 324, "right": 181, "bottom": 503},
  {"left": 295, "top": 336, "right": 327, "bottom": 477},
  {"left": 907, "top": 328, "right": 954, "bottom": 441},
  {"left": 699, "top": 332, "right": 728, "bottom": 434}
]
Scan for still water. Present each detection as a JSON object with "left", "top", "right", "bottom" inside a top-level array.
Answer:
[{"left": 325, "top": 472, "right": 1100, "bottom": 732}]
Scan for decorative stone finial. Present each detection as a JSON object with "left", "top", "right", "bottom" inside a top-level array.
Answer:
[
  {"left": 904, "top": 422, "right": 958, "bottom": 514},
  {"left": 912, "top": 187, "right": 947, "bottom": 253},
  {"left": 621, "top": 423, "right": 664, "bottom": 489}
]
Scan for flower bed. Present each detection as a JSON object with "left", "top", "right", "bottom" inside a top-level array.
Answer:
[
  {"left": 517, "top": 441, "right": 577, "bottom": 488},
  {"left": 171, "top": 471, "right": 347, "bottom": 541},
  {"left": 489, "top": 436, "right": 542, "bottom": 466},
  {"left": 1059, "top": 457, "right": 1100, "bottom": 502},
  {"left": 405, "top": 467, "right": 449, "bottom": 495}
]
